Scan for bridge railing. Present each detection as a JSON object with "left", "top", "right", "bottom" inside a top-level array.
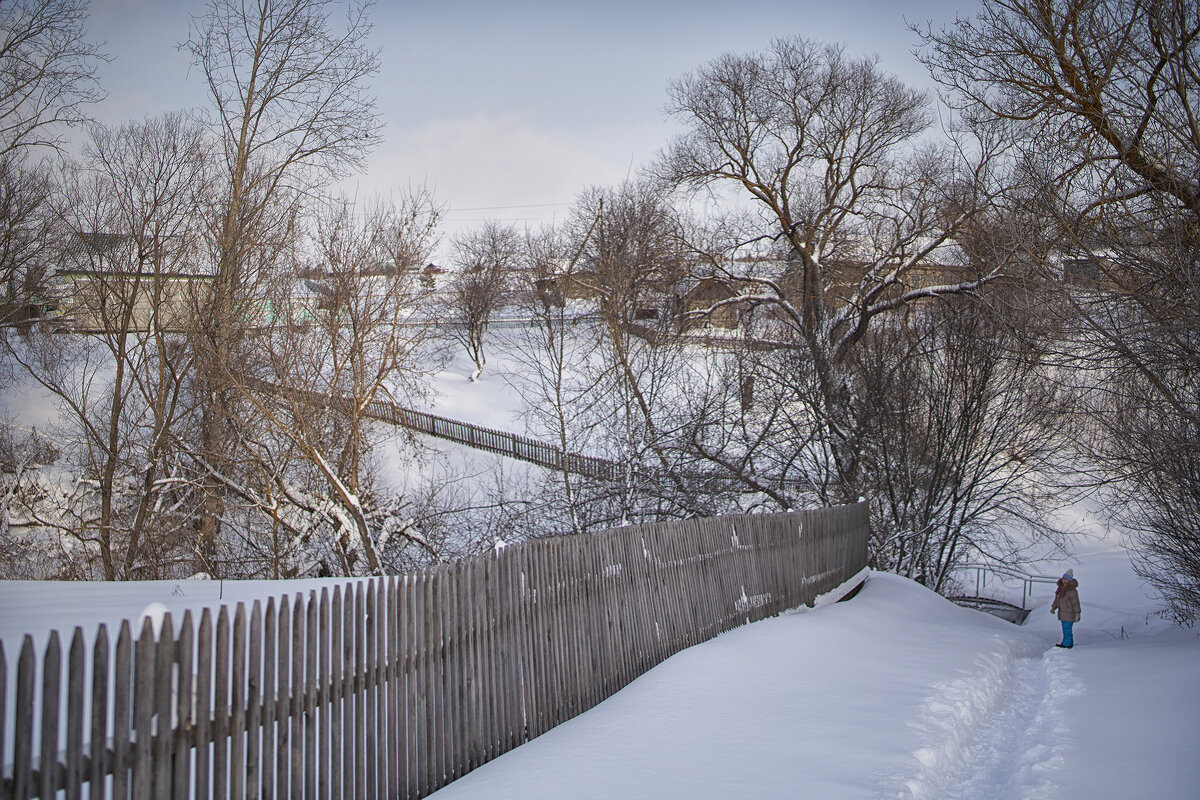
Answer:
[{"left": 952, "top": 563, "right": 1060, "bottom": 610}]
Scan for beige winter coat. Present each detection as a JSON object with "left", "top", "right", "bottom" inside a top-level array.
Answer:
[{"left": 1051, "top": 578, "right": 1081, "bottom": 622}]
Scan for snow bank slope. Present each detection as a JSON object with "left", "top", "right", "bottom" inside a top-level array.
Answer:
[{"left": 429, "top": 573, "right": 1083, "bottom": 800}]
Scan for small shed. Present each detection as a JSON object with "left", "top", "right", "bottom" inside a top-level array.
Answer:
[{"left": 680, "top": 277, "right": 747, "bottom": 330}]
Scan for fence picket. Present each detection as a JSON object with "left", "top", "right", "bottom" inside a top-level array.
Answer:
[
  {"left": 247, "top": 603, "right": 262, "bottom": 800},
  {"left": 111, "top": 619, "right": 132, "bottom": 800},
  {"left": 213, "top": 608, "right": 230, "bottom": 800},
  {"left": 430, "top": 568, "right": 448, "bottom": 792},
  {"left": 354, "top": 585, "right": 366, "bottom": 800},
  {"left": 230, "top": 606, "right": 246, "bottom": 800},
  {"left": 14, "top": 637, "right": 34, "bottom": 800},
  {"left": 364, "top": 582, "right": 377, "bottom": 800},
  {"left": 152, "top": 616, "right": 175, "bottom": 799},
  {"left": 0, "top": 644, "right": 6, "bottom": 798},
  {"left": 413, "top": 571, "right": 431, "bottom": 798},
  {"left": 65, "top": 628, "right": 85, "bottom": 800},
  {"left": 290, "top": 597, "right": 304, "bottom": 800},
  {"left": 131, "top": 620, "right": 154, "bottom": 800},
  {"left": 444, "top": 563, "right": 463, "bottom": 784},
  {"left": 39, "top": 631, "right": 61, "bottom": 800},
  {"left": 306, "top": 593, "right": 319, "bottom": 800},
  {"left": 341, "top": 585, "right": 355, "bottom": 800},
  {"left": 402, "top": 574, "right": 420, "bottom": 800},
  {"left": 194, "top": 609, "right": 213, "bottom": 800},
  {"left": 386, "top": 578, "right": 400, "bottom": 800},
  {"left": 261, "top": 599, "right": 277, "bottom": 800},
  {"left": 329, "top": 587, "right": 343, "bottom": 800},
  {"left": 318, "top": 589, "right": 331, "bottom": 800},
  {"left": 0, "top": 504, "right": 866, "bottom": 800},
  {"left": 89, "top": 625, "right": 109, "bottom": 797},
  {"left": 275, "top": 595, "right": 291, "bottom": 800}
]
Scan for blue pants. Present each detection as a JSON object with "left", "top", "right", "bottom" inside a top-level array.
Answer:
[{"left": 1061, "top": 620, "right": 1075, "bottom": 647}]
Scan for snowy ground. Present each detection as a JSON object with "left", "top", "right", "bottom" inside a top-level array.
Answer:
[
  {"left": 425, "top": 521, "right": 1199, "bottom": 799},
  {"left": 1, "top": 503, "right": 1196, "bottom": 797},
  {"left": 3, "top": 326, "right": 1198, "bottom": 795}
]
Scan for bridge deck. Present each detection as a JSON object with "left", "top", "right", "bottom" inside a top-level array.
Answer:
[{"left": 949, "top": 596, "right": 1032, "bottom": 625}]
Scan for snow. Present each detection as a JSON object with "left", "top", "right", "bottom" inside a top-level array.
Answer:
[
  {"left": 2, "top": 506, "right": 1196, "bottom": 796},
  {"left": 423, "top": 547, "right": 1198, "bottom": 799},
  {"left": 2, "top": 324, "right": 1198, "bottom": 795}
]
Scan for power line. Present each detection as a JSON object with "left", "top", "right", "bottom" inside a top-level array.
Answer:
[{"left": 444, "top": 202, "right": 570, "bottom": 214}]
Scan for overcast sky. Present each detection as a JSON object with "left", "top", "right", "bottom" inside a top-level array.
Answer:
[{"left": 85, "top": 0, "right": 977, "bottom": 253}]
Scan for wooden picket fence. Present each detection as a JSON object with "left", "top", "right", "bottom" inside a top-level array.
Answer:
[{"left": 0, "top": 503, "right": 868, "bottom": 800}]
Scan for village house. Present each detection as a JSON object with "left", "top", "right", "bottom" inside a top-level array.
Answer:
[{"left": 53, "top": 233, "right": 212, "bottom": 334}]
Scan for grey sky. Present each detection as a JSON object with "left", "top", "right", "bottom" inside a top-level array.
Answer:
[{"left": 84, "top": 0, "right": 977, "bottom": 249}]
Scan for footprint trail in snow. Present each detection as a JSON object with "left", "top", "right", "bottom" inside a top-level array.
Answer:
[{"left": 892, "top": 639, "right": 1085, "bottom": 800}]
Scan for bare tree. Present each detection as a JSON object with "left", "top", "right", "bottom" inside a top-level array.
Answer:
[
  {"left": 448, "top": 220, "right": 520, "bottom": 381},
  {"left": 0, "top": 0, "right": 106, "bottom": 155},
  {"left": 508, "top": 226, "right": 599, "bottom": 535},
  {"left": 0, "top": 0, "right": 105, "bottom": 323},
  {"left": 0, "top": 152, "right": 55, "bottom": 325},
  {"left": 241, "top": 191, "right": 442, "bottom": 577},
  {"left": 564, "top": 182, "right": 711, "bottom": 522},
  {"left": 917, "top": 0, "right": 1200, "bottom": 618},
  {"left": 182, "top": 0, "right": 382, "bottom": 572},
  {"left": 656, "top": 37, "right": 1008, "bottom": 509},
  {"left": 856, "top": 297, "right": 1067, "bottom": 586},
  {"left": 0, "top": 419, "right": 61, "bottom": 578},
  {"left": 5, "top": 113, "right": 212, "bottom": 579}
]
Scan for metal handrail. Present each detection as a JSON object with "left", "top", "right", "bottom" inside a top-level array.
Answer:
[{"left": 953, "top": 563, "right": 1060, "bottom": 610}]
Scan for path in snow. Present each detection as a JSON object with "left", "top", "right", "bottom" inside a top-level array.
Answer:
[{"left": 894, "top": 639, "right": 1085, "bottom": 800}]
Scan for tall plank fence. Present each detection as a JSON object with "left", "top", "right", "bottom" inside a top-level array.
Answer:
[{"left": 0, "top": 503, "right": 868, "bottom": 799}]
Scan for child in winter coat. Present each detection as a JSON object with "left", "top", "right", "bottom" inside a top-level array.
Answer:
[{"left": 1050, "top": 569, "right": 1081, "bottom": 648}]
